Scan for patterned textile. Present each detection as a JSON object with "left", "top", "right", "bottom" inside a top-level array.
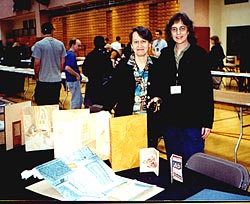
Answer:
[{"left": 127, "top": 54, "right": 153, "bottom": 114}]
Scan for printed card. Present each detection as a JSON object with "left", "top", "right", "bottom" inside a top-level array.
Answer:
[
  {"left": 170, "top": 154, "right": 183, "bottom": 183},
  {"left": 140, "top": 147, "right": 159, "bottom": 176}
]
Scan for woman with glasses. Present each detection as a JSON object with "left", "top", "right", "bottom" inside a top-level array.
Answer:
[{"left": 148, "top": 13, "right": 214, "bottom": 164}]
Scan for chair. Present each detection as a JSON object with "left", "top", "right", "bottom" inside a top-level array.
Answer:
[{"left": 185, "top": 153, "right": 250, "bottom": 191}]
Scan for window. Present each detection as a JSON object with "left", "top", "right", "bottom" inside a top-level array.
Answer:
[
  {"left": 224, "top": 0, "right": 248, "bottom": 5},
  {"left": 227, "top": 25, "right": 250, "bottom": 57}
]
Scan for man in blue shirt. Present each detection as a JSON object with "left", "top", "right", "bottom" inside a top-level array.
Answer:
[{"left": 65, "top": 38, "right": 83, "bottom": 109}]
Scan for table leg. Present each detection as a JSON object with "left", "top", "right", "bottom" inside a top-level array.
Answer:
[
  {"left": 23, "top": 75, "right": 29, "bottom": 99},
  {"left": 234, "top": 107, "right": 243, "bottom": 163},
  {"left": 61, "top": 80, "right": 69, "bottom": 109}
]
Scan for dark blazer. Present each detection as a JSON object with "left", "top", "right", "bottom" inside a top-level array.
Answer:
[
  {"left": 156, "top": 44, "right": 214, "bottom": 129},
  {"left": 209, "top": 44, "right": 225, "bottom": 70},
  {"left": 110, "top": 56, "right": 158, "bottom": 117}
]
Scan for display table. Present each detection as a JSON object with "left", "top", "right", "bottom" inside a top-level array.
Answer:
[
  {"left": 213, "top": 89, "right": 250, "bottom": 162},
  {"left": 0, "top": 146, "right": 249, "bottom": 201},
  {"left": 211, "top": 70, "right": 250, "bottom": 89},
  {"left": 0, "top": 65, "right": 88, "bottom": 105}
]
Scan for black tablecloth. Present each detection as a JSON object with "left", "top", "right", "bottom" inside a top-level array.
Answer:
[
  {"left": 0, "top": 71, "right": 25, "bottom": 95},
  {"left": 0, "top": 145, "right": 249, "bottom": 201}
]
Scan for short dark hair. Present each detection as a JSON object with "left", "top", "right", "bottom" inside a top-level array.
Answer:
[
  {"left": 94, "top": 36, "right": 105, "bottom": 48},
  {"left": 129, "top": 26, "right": 152, "bottom": 43},
  {"left": 69, "top": 38, "right": 77, "bottom": 47},
  {"left": 41, "top": 22, "right": 54, "bottom": 35},
  {"left": 166, "top": 12, "right": 197, "bottom": 45},
  {"left": 156, "top": 29, "right": 162, "bottom": 35},
  {"left": 116, "top": 36, "right": 121, "bottom": 41}
]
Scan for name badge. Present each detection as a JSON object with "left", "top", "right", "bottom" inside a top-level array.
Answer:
[{"left": 170, "top": 85, "right": 181, "bottom": 94}]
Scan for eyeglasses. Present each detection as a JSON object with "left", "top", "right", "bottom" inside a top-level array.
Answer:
[{"left": 170, "top": 26, "right": 187, "bottom": 33}]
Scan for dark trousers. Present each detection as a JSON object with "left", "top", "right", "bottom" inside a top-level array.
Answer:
[
  {"left": 162, "top": 126, "right": 204, "bottom": 164},
  {"left": 35, "top": 81, "right": 61, "bottom": 105}
]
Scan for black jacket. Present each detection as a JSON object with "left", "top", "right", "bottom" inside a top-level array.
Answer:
[
  {"left": 82, "top": 48, "right": 113, "bottom": 107},
  {"left": 209, "top": 44, "right": 225, "bottom": 70},
  {"left": 155, "top": 44, "right": 214, "bottom": 129},
  {"left": 109, "top": 56, "right": 158, "bottom": 117}
]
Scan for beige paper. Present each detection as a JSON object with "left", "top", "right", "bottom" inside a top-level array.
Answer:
[
  {"left": 5, "top": 101, "right": 32, "bottom": 150},
  {"left": 52, "top": 109, "right": 111, "bottom": 160},
  {"left": 88, "top": 111, "right": 111, "bottom": 160},
  {"left": 110, "top": 114, "right": 147, "bottom": 172},
  {"left": 26, "top": 178, "right": 164, "bottom": 201},
  {"left": 22, "top": 105, "right": 59, "bottom": 151},
  {"left": 52, "top": 108, "right": 91, "bottom": 158},
  {"left": 26, "top": 180, "right": 66, "bottom": 201}
]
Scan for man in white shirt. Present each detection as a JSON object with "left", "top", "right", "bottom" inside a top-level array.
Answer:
[
  {"left": 111, "top": 36, "right": 122, "bottom": 56},
  {"left": 152, "top": 29, "right": 168, "bottom": 58}
]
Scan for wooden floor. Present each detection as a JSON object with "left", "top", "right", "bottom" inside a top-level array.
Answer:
[{"left": 2, "top": 77, "right": 250, "bottom": 176}]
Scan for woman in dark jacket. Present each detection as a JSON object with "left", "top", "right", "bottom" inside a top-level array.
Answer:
[
  {"left": 149, "top": 13, "right": 214, "bottom": 164},
  {"left": 109, "top": 26, "right": 162, "bottom": 148},
  {"left": 209, "top": 35, "right": 225, "bottom": 89},
  {"left": 209, "top": 35, "right": 225, "bottom": 70}
]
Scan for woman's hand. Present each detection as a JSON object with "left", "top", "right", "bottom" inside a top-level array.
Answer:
[
  {"left": 201, "top": 127, "right": 211, "bottom": 139},
  {"left": 147, "top": 97, "right": 162, "bottom": 113}
]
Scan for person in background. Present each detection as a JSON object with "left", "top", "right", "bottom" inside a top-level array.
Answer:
[
  {"left": 104, "top": 37, "right": 110, "bottom": 45},
  {"left": 209, "top": 35, "right": 225, "bottom": 89},
  {"left": 11, "top": 41, "right": 22, "bottom": 67},
  {"left": 3, "top": 41, "right": 14, "bottom": 66},
  {"left": 209, "top": 35, "right": 225, "bottom": 70},
  {"left": 32, "top": 22, "right": 66, "bottom": 105},
  {"left": 152, "top": 29, "right": 168, "bottom": 58},
  {"left": 82, "top": 36, "right": 113, "bottom": 109},
  {"left": 148, "top": 13, "right": 214, "bottom": 164},
  {"left": 20, "top": 41, "right": 32, "bottom": 60},
  {"left": 104, "top": 43, "right": 121, "bottom": 68},
  {"left": 108, "top": 26, "right": 162, "bottom": 148},
  {"left": 65, "top": 38, "right": 83, "bottom": 109},
  {"left": 123, "top": 42, "right": 133, "bottom": 59},
  {"left": 111, "top": 36, "right": 122, "bottom": 57}
]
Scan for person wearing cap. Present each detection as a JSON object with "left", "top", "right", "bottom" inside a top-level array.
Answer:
[{"left": 32, "top": 22, "right": 66, "bottom": 105}]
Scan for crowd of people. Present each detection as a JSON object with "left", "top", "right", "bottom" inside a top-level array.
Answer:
[
  {"left": 6, "top": 12, "right": 249, "bottom": 164},
  {"left": 0, "top": 39, "right": 31, "bottom": 67}
]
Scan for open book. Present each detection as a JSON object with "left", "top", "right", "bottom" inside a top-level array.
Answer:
[{"left": 22, "top": 147, "right": 164, "bottom": 201}]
